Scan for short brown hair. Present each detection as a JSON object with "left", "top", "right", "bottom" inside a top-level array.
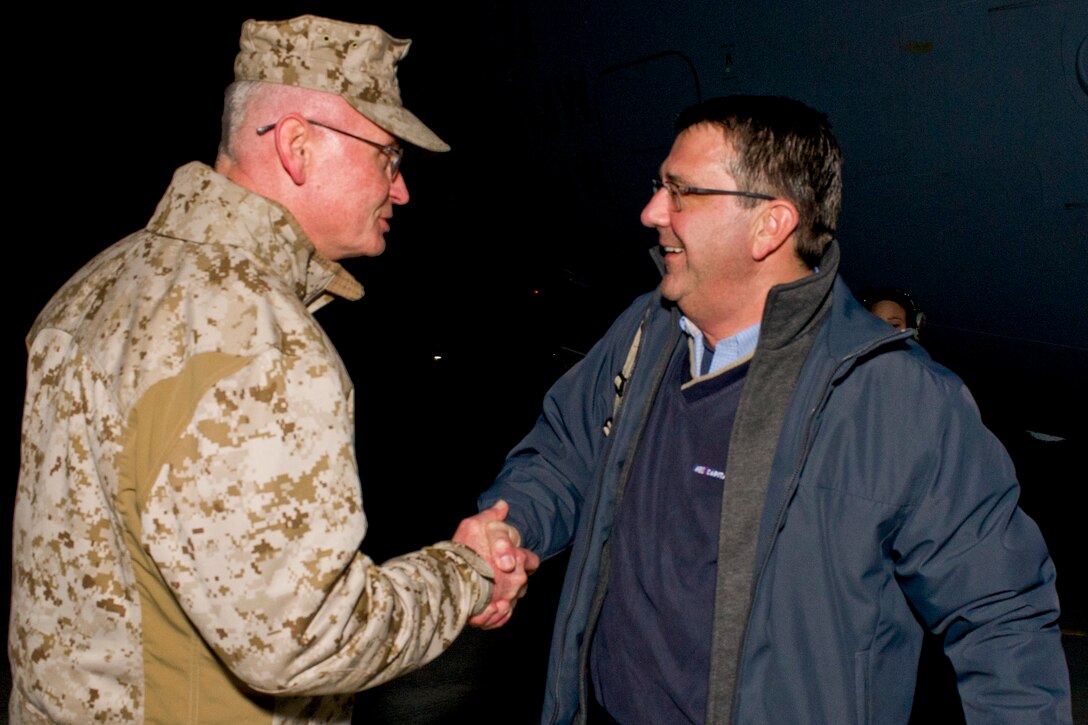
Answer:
[{"left": 675, "top": 96, "right": 842, "bottom": 268}]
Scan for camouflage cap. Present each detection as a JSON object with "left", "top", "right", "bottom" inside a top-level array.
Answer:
[{"left": 234, "top": 15, "right": 449, "bottom": 152}]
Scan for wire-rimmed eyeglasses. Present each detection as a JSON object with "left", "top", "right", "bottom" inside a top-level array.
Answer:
[
  {"left": 651, "top": 178, "right": 775, "bottom": 212},
  {"left": 256, "top": 119, "right": 403, "bottom": 179}
]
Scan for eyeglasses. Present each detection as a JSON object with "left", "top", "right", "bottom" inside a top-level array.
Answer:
[
  {"left": 256, "top": 119, "right": 403, "bottom": 178},
  {"left": 650, "top": 178, "right": 776, "bottom": 212}
]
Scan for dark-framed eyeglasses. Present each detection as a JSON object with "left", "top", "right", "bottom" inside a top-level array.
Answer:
[
  {"left": 650, "top": 178, "right": 776, "bottom": 212},
  {"left": 256, "top": 119, "right": 403, "bottom": 178}
]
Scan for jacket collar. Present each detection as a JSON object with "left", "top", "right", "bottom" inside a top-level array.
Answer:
[
  {"left": 758, "top": 239, "right": 914, "bottom": 362},
  {"left": 757, "top": 240, "right": 840, "bottom": 351},
  {"left": 145, "top": 162, "right": 363, "bottom": 307}
]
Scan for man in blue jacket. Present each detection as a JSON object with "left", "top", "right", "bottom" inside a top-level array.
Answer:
[{"left": 471, "top": 95, "right": 1072, "bottom": 723}]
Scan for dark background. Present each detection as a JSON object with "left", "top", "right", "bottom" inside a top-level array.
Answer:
[{"left": 7, "top": 2, "right": 1086, "bottom": 722}]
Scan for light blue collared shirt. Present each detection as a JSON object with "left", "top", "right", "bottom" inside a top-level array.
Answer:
[{"left": 679, "top": 316, "right": 760, "bottom": 377}]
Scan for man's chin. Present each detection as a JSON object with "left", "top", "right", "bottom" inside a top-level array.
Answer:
[
  {"left": 318, "top": 237, "right": 386, "bottom": 261},
  {"left": 351, "top": 234, "right": 387, "bottom": 259},
  {"left": 660, "top": 274, "right": 684, "bottom": 303},
  {"left": 365, "top": 236, "right": 387, "bottom": 257}
]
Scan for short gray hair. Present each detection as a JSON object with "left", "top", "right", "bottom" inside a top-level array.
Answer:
[{"left": 217, "top": 81, "right": 266, "bottom": 162}]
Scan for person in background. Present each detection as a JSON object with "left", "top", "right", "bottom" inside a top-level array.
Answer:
[{"left": 861, "top": 285, "right": 925, "bottom": 339}]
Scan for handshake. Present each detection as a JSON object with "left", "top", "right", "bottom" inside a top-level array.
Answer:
[{"left": 452, "top": 500, "right": 540, "bottom": 630}]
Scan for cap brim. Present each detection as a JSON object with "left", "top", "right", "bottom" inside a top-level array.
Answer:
[{"left": 350, "top": 99, "right": 449, "bottom": 152}]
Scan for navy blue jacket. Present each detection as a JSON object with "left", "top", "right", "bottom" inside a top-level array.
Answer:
[{"left": 481, "top": 250, "right": 1071, "bottom": 724}]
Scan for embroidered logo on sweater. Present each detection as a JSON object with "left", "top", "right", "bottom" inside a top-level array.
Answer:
[{"left": 692, "top": 464, "right": 726, "bottom": 480}]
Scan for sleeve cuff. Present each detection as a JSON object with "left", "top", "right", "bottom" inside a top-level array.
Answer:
[{"left": 431, "top": 541, "right": 494, "bottom": 615}]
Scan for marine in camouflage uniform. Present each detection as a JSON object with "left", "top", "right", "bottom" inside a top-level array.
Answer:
[{"left": 10, "top": 16, "right": 501, "bottom": 724}]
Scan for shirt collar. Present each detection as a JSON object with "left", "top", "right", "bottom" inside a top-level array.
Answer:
[{"left": 679, "top": 316, "right": 760, "bottom": 377}]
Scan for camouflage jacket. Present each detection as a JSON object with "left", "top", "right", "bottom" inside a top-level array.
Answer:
[{"left": 10, "top": 162, "right": 492, "bottom": 724}]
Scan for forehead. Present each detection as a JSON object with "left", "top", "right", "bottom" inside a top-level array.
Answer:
[
  {"left": 871, "top": 299, "right": 907, "bottom": 319},
  {"left": 662, "top": 124, "right": 736, "bottom": 181}
]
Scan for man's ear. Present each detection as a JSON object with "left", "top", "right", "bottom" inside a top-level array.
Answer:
[
  {"left": 751, "top": 199, "right": 799, "bottom": 261},
  {"left": 271, "top": 115, "right": 311, "bottom": 186}
]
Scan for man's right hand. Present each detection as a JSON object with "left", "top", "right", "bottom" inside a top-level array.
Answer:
[{"left": 453, "top": 500, "right": 540, "bottom": 629}]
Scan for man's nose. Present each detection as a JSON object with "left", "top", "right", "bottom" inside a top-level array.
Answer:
[
  {"left": 390, "top": 173, "right": 410, "bottom": 205},
  {"left": 641, "top": 185, "right": 670, "bottom": 227}
]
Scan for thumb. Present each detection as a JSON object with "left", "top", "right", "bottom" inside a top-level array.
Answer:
[{"left": 478, "top": 499, "right": 509, "bottom": 522}]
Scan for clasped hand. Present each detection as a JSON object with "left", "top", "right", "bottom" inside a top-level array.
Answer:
[{"left": 453, "top": 500, "right": 540, "bottom": 629}]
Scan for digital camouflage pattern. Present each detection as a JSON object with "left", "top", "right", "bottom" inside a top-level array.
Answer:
[
  {"left": 234, "top": 15, "right": 450, "bottom": 153},
  {"left": 10, "top": 162, "right": 491, "bottom": 724}
]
